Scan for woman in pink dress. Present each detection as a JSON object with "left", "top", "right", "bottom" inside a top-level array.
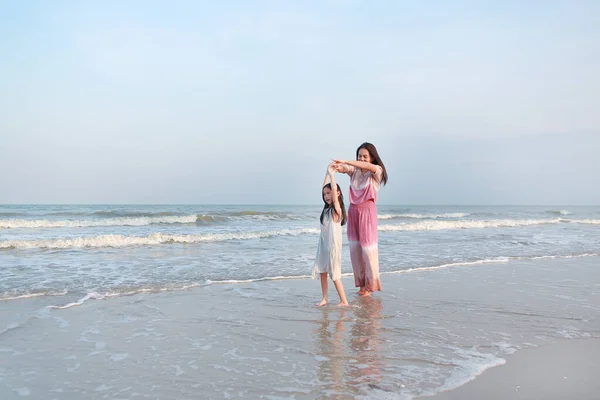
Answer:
[{"left": 334, "top": 142, "right": 388, "bottom": 296}]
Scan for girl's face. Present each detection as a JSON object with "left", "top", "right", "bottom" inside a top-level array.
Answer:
[
  {"left": 357, "top": 148, "right": 372, "bottom": 163},
  {"left": 323, "top": 187, "right": 333, "bottom": 205}
]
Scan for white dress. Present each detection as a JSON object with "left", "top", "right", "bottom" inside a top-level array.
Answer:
[{"left": 312, "top": 208, "right": 343, "bottom": 281}]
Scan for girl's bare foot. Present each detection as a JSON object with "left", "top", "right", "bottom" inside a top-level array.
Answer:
[
  {"left": 359, "top": 291, "right": 371, "bottom": 297},
  {"left": 337, "top": 301, "right": 349, "bottom": 307},
  {"left": 317, "top": 298, "right": 328, "bottom": 306},
  {"left": 357, "top": 286, "right": 366, "bottom": 295}
]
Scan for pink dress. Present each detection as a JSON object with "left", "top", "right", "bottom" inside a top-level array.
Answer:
[{"left": 345, "top": 165, "right": 382, "bottom": 292}]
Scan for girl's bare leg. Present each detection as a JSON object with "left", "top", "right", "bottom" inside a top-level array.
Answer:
[
  {"left": 333, "top": 279, "right": 349, "bottom": 306},
  {"left": 318, "top": 273, "right": 328, "bottom": 306}
]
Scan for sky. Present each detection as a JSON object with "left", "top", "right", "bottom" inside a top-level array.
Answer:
[{"left": 1, "top": 0, "right": 599, "bottom": 205}]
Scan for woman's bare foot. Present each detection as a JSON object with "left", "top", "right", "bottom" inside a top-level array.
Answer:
[
  {"left": 357, "top": 286, "right": 366, "bottom": 295},
  {"left": 317, "top": 298, "right": 328, "bottom": 306},
  {"left": 359, "top": 291, "right": 371, "bottom": 297},
  {"left": 337, "top": 301, "right": 349, "bottom": 307}
]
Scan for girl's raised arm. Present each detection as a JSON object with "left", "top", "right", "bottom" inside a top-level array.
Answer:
[
  {"left": 322, "top": 164, "right": 332, "bottom": 188},
  {"left": 329, "top": 166, "right": 342, "bottom": 221}
]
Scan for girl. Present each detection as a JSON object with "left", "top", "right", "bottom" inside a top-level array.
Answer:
[
  {"left": 333, "top": 142, "right": 388, "bottom": 296},
  {"left": 312, "top": 162, "right": 349, "bottom": 306}
]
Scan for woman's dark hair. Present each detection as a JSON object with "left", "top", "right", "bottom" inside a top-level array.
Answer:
[
  {"left": 356, "top": 142, "right": 388, "bottom": 185},
  {"left": 320, "top": 183, "right": 347, "bottom": 226}
]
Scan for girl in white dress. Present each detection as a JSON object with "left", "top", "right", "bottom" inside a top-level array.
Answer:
[{"left": 312, "top": 163, "right": 349, "bottom": 306}]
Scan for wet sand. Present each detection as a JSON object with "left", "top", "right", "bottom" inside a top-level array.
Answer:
[{"left": 1, "top": 256, "right": 599, "bottom": 399}]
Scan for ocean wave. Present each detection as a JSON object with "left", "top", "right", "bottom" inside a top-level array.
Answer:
[
  {"left": 0, "top": 218, "right": 584, "bottom": 247},
  {"left": 230, "top": 211, "right": 282, "bottom": 216},
  {"left": 384, "top": 253, "right": 599, "bottom": 275},
  {"left": 1, "top": 275, "right": 324, "bottom": 306},
  {"left": 206, "top": 275, "right": 312, "bottom": 284},
  {"left": 385, "top": 258, "right": 510, "bottom": 274},
  {"left": 378, "top": 218, "right": 563, "bottom": 231},
  {"left": 92, "top": 210, "right": 182, "bottom": 217},
  {"left": 0, "top": 211, "right": 307, "bottom": 229},
  {"left": 571, "top": 219, "right": 600, "bottom": 225},
  {"left": 0, "top": 290, "right": 68, "bottom": 301},
  {"left": 546, "top": 209, "right": 571, "bottom": 215},
  {"left": 378, "top": 212, "right": 469, "bottom": 220},
  {"left": 226, "top": 211, "right": 306, "bottom": 221},
  {"left": 0, "top": 215, "right": 199, "bottom": 229},
  {"left": 47, "top": 292, "right": 106, "bottom": 309},
  {"left": 0, "top": 212, "right": 23, "bottom": 217},
  {"left": 196, "top": 214, "right": 226, "bottom": 223},
  {"left": 524, "top": 253, "right": 600, "bottom": 260},
  {"left": 0, "top": 283, "right": 212, "bottom": 304},
  {"left": 0, "top": 228, "right": 320, "bottom": 249}
]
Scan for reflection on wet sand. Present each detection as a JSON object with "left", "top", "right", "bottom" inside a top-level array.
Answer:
[
  {"left": 314, "top": 307, "right": 348, "bottom": 399},
  {"left": 313, "top": 296, "right": 385, "bottom": 398},
  {"left": 348, "top": 296, "right": 384, "bottom": 392}
]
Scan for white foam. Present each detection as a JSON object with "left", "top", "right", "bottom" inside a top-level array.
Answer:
[
  {"left": 207, "top": 274, "right": 312, "bottom": 284},
  {"left": 378, "top": 218, "right": 562, "bottom": 231},
  {"left": 433, "top": 349, "right": 506, "bottom": 396},
  {"left": 5, "top": 283, "right": 215, "bottom": 307},
  {"left": 0, "top": 228, "right": 320, "bottom": 249},
  {"left": 547, "top": 209, "right": 572, "bottom": 215},
  {"left": 0, "top": 290, "right": 68, "bottom": 301},
  {"left": 524, "top": 252, "right": 600, "bottom": 260},
  {"left": 378, "top": 213, "right": 469, "bottom": 220},
  {"left": 0, "top": 215, "right": 198, "bottom": 229},
  {"left": 383, "top": 253, "right": 599, "bottom": 276},
  {"left": 48, "top": 292, "right": 105, "bottom": 309},
  {"left": 572, "top": 219, "right": 600, "bottom": 225},
  {"left": 384, "top": 258, "right": 509, "bottom": 275}
]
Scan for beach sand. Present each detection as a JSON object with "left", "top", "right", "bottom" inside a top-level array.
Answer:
[
  {"left": 1, "top": 256, "right": 599, "bottom": 399},
  {"left": 421, "top": 338, "right": 600, "bottom": 400}
]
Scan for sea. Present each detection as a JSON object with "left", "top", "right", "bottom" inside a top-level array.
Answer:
[
  {"left": 1, "top": 204, "right": 599, "bottom": 399},
  {"left": 1, "top": 204, "right": 598, "bottom": 302}
]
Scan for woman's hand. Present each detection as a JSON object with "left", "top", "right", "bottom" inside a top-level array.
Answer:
[{"left": 331, "top": 160, "right": 345, "bottom": 172}]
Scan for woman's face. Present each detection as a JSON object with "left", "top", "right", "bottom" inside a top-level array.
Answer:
[{"left": 357, "top": 148, "right": 372, "bottom": 163}]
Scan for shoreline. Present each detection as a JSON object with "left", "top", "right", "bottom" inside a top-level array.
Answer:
[{"left": 2, "top": 252, "right": 599, "bottom": 306}]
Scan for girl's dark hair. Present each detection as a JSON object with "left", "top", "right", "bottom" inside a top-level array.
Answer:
[
  {"left": 320, "top": 183, "right": 347, "bottom": 226},
  {"left": 356, "top": 142, "right": 388, "bottom": 185}
]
